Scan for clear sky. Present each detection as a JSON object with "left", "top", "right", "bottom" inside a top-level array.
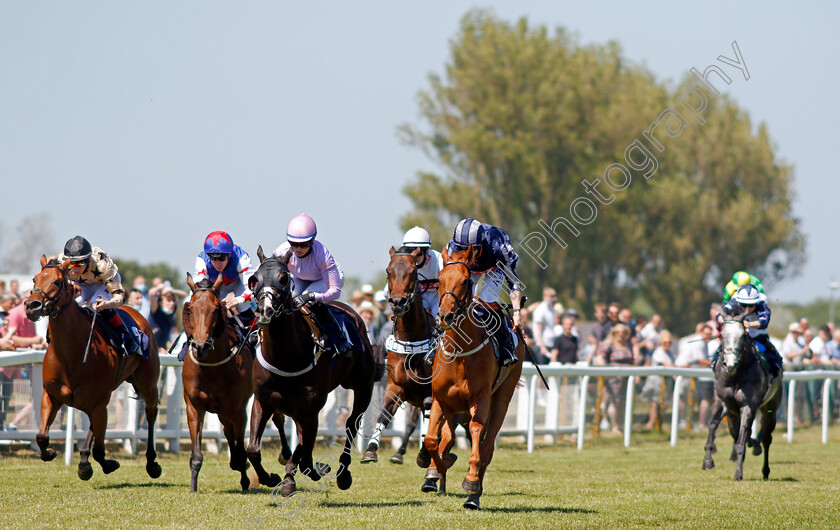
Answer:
[{"left": 0, "top": 2, "right": 836, "bottom": 304}]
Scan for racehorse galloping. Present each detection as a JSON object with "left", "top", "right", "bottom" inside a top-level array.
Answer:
[
  {"left": 424, "top": 246, "right": 525, "bottom": 510},
  {"left": 181, "top": 273, "right": 291, "bottom": 492},
  {"left": 246, "top": 248, "right": 375, "bottom": 496},
  {"left": 361, "top": 247, "right": 454, "bottom": 491},
  {"left": 25, "top": 256, "right": 162, "bottom": 481},
  {"left": 702, "top": 319, "right": 783, "bottom": 481}
]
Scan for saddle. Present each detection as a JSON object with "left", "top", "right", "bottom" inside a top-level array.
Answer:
[{"left": 78, "top": 306, "right": 150, "bottom": 359}]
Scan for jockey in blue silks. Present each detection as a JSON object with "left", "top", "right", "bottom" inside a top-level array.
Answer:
[
  {"left": 435, "top": 218, "right": 522, "bottom": 367},
  {"left": 715, "top": 284, "right": 783, "bottom": 377}
]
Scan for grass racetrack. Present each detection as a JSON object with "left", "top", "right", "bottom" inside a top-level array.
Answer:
[{"left": 1, "top": 426, "right": 839, "bottom": 529}]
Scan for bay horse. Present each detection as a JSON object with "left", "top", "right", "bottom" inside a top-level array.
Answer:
[
  {"left": 182, "top": 273, "right": 291, "bottom": 492},
  {"left": 245, "top": 247, "right": 375, "bottom": 496},
  {"left": 24, "top": 256, "right": 162, "bottom": 481},
  {"left": 702, "top": 319, "right": 783, "bottom": 481},
  {"left": 424, "top": 245, "right": 525, "bottom": 510},
  {"left": 361, "top": 247, "right": 441, "bottom": 488}
]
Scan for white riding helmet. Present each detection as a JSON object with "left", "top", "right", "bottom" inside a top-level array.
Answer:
[
  {"left": 403, "top": 226, "right": 431, "bottom": 248},
  {"left": 733, "top": 284, "right": 761, "bottom": 305}
]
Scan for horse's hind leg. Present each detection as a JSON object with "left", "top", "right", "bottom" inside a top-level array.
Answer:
[
  {"left": 222, "top": 412, "right": 249, "bottom": 492},
  {"left": 132, "top": 362, "right": 162, "bottom": 479},
  {"left": 760, "top": 409, "right": 777, "bottom": 481},
  {"left": 334, "top": 377, "right": 374, "bottom": 491},
  {"left": 88, "top": 405, "right": 120, "bottom": 475},
  {"left": 391, "top": 404, "right": 420, "bottom": 464},
  {"left": 246, "top": 398, "right": 281, "bottom": 488},
  {"left": 703, "top": 398, "right": 725, "bottom": 470},
  {"left": 271, "top": 413, "right": 292, "bottom": 465},
  {"left": 35, "top": 392, "right": 60, "bottom": 462}
]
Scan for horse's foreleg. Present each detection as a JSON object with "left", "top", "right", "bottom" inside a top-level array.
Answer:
[
  {"left": 703, "top": 398, "right": 725, "bottom": 470},
  {"left": 362, "top": 389, "right": 402, "bottom": 463},
  {"left": 185, "top": 400, "right": 205, "bottom": 492},
  {"left": 334, "top": 380, "right": 373, "bottom": 491},
  {"left": 271, "top": 413, "right": 292, "bottom": 465},
  {"left": 221, "top": 412, "right": 249, "bottom": 492},
  {"left": 423, "top": 399, "right": 446, "bottom": 485},
  {"left": 733, "top": 405, "right": 756, "bottom": 481},
  {"left": 77, "top": 428, "right": 95, "bottom": 481},
  {"left": 246, "top": 398, "right": 281, "bottom": 488},
  {"left": 88, "top": 405, "right": 119, "bottom": 476},
  {"left": 463, "top": 395, "right": 490, "bottom": 493},
  {"left": 36, "top": 392, "right": 60, "bottom": 462},
  {"left": 143, "top": 394, "right": 161, "bottom": 479},
  {"left": 760, "top": 408, "right": 777, "bottom": 481}
]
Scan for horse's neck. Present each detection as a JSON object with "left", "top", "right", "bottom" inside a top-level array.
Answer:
[
  {"left": 442, "top": 314, "right": 487, "bottom": 354},
  {"left": 394, "top": 297, "right": 430, "bottom": 341},
  {"left": 262, "top": 313, "right": 314, "bottom": 365}
]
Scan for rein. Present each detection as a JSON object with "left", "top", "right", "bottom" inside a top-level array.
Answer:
[
  {"left": 389, "top": 252, "right": 421, "bottom": 309},
  {"left": 31, "top": 263, "right": 73, "bottom": 318}
]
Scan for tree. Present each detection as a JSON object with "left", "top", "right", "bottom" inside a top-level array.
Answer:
[
  {"left": 400, "top": 10, "right": 804, "bottom": 334},
  {"left": 1, "top": 213, "right": 55, "bottom": 273}
]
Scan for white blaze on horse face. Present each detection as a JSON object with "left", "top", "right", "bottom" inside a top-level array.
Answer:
[
  {"left": 258, "top": 289, "right": 279, "bottom": 323},
  {"left": 721, "top": 322, "right": 744, "bottom": 368}
]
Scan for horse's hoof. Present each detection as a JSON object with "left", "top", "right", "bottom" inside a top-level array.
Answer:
[
  {"left": 314, "top": 462, "right": 331, "bottom": 478},
  {"left": 102, "top": 460, "right": 120, "bottom": 474},
  {"left": 280, "top": 446, "right": 292, "bottom": 463},
  {"left": 462, "top": 478, "right": 481, "bottom": 494},
  {"left": 78, "top": 463, "right": 93, "bottom": 481},
  {"left": 463, "top": 495, "right": 481, "bottom": 510},
  {"left": 448, "top": 453, "right": 458, "bottom": 465},
  {"left": 424, "top": 467, "right": 442, "bottom": 480},
  {"left": 361, "top": 448, "right": 378, "bottom": 464},
  {"left": 277, "top": 453, "right": 289, "bottom": 465},
  {"left": 241, "top": 476, "right": 250, "bottom": 491},
  {"left": 263, "top": 473, "right": 282, "bottom": 488},
  {"left": 336, "top": 469, "right": 352, "bottom": 490},
  {"left": 416, "top": 450, "right": 431, "bottom": 469},
  {"left": 420, "top": 478, "right": 438, "bottom": 493},
  {"left": 752, "top": 444, "right": 762, "bottom": 457},
  {"left": 389, "top": 453, "right": 404, "bottom": 465},
  {"left": 42, "top": 448, "right": 57, "bottom": 462},
  {"left": 702, "top": 459, "right": 715, "bottom": 470},
  {"left": 734, "top": 472, "right": 743, "bottom": 481},
  {"left": 280, "top": 475, "right": 296, "bottom": 497},
  {"left": 146, "top": 461, "right": 162, "bottom": 479}
]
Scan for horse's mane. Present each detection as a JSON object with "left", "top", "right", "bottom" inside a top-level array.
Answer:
[{"left": 46, "top": 258, "right": 60, "bottom": 267}]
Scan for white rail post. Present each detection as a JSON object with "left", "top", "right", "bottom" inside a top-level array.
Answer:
[
  {"left": 670, "top": 376, "right": 683, "bottom": 447},
  {"left": 577, "top": 375, "right": 589, "bottom": 451},
  {"left": 787, "top": 379, "right": 796, "bottom": 442},
  {"left": 527, "top": 374, "right": 537, "bottom": 453},
  {"left": 624, "top": 375, "right": 635, "bottom": 448},
  {"left": 822, "top": 378, "right": 830, "bottom": 444},
  {"left": 64, "top": 407, "right": 75, "bottom": 465},
  {"left": 165, "top": 366, "right": 183, "bottom": 454}
]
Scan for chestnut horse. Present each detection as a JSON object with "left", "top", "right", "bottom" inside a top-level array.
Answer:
[
  {"left": 361, "top": 247, "right": 461, "bottom": 492},
  {"left": 24, "top": 256, "right": 162, "bottom": 481},
  {"left": 182, "top": 273, "right": 291, "bottom": 492},
  {"left": 246, "top": 248, "right": 375, "bottom": 496},
  {"left": 424, "top": 246, "right": 524, "bottom": 510}
]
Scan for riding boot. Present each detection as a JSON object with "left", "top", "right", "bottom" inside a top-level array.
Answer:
[
  {"left": 493, "top": 309, "right": 518, "bottom": 367},
  {"left": 117, "top": 322, "right": 141, "bottom": 356},
  {"left": 757, "top": 337, "right": 782, "bottom": 378},
  {"left": 310, "top": 303, "right": 352, "bottom": 356}
]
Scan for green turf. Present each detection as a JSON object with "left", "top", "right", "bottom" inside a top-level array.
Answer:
[{"left": 1, "top": 426, "right": 839, "bottom": 529}]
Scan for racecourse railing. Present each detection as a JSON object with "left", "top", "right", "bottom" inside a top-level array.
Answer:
[{"left": 1, "top": 349, "right": 838, "bottom": 465}]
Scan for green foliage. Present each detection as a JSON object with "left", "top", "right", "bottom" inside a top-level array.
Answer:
[
  {"left": 112, "top": 258, "right": 186, "bottom": 292},
  {"left": 401, "top": 10, "right": 805, "bottom": 334}
]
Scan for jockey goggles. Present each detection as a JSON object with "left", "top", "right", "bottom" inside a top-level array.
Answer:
[
  {"left": 208, "top": 253, "right": 230, "bottom": 262},
  {"left": 68, "top": 260, "right": 87, "bottom": 268},
  {"left": 289, "top": 240, "right": 312, "bottom": 249}
]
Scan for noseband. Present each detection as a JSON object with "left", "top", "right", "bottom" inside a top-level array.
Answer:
[
  {"left": 191, "top": 287, "right": 225, "bottom": 351},
  {"left": 439, "top": 260, "right": 473, "bottom": 319}
]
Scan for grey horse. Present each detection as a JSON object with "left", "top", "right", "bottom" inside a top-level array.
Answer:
[{"left": 702, "top": 319, "right": 783, "bottom": 481}]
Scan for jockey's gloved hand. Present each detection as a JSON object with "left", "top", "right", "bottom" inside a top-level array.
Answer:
[{"left": 293, "top": 292, "right": 316, "bottom": 310}]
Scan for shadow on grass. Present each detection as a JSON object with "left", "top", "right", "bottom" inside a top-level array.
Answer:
[
  {"left": 97, "top": 482, "right": 179, "bottom": 490},
  {"left": 745, "top": 477, "right": 798, "bottom": 482},
  {"left": 319, "top": 500, "right": 425, "bottom": 508},
  {"left": 494, "top": 469, "right": 535, "bottom": 474},
  {"left": 483, "top": 506, "right": 597, "bottom": 514}
]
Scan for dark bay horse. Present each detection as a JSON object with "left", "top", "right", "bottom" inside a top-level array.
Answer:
[
  {"left": 24, "top": 256, "right": 161, "bottom": 481},
  {"left": 702, "top": 319, "right": 783, "bottom": 481},
  {"left": 246, "top": 248, "right": 375, "bottom": 496},
  {"left": 362, "top": 248, "right": 434, "bottom": 464},
  {"left": 424, "top": 246, "right": 524, "bottom": 510},
  {"left": 182, "top": 273, "right": 291, "bottom": 492}
]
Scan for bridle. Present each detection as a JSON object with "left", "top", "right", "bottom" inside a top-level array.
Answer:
[
  {"left": 439, "top": 260, "right": 473, "bottom": 319},
  {"left": 190, "top": 286, "right": 226, "bottom": 352},
  {"left": 721, "top": 320, "right": 752, "bottom": 372},
  {"left": 30, "top": 263, "right": 73, "bottom": 318},
  {"left": 253, "top": 259, "right": 294, "bottom": 322},
  {"left": 388, "top": 252, "right": 421, "bottom": 311}
]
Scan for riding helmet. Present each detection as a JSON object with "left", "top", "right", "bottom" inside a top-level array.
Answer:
[
  {"left": 452, "top": 218, "right": 484, "bottom": 250},
  {"left": 733, "top": 284, "right": 761, "bottom": 305},
  {"left": 204, "top": 231, "right": 234, "bottom": 255},
  {"left": 403, "top": 226, "right": 431, "bottom": 248},
  {"left": 286, "top": 213, "right": 317, "bottom": 243},
  {"left": 63, "top": 236, "right": 92, "bottom": 262}
]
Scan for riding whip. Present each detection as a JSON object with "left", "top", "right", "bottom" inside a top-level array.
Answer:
[{"left": 82, "top": 308, "right": 98, "bottom": 364}]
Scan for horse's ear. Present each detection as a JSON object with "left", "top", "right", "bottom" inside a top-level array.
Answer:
[
  {"left": 60, "top": 259, "right": 72, "bottom": 272},
  {"left": 467, "top": 243, "right": 480, "bottom": 263},
  {"left": 40, "top": 255, "right": 47, "bottom": 268},
  {"left": 212, "top": 271, "right": 224, "bottom": 292},
  {"left": 389, "top": 246, "right": 396, "bottom": 257},
  {"left": 410, "top": 247, "right": 424, "bottom": 266},
  {"left": 257, "top": 245, "right": 266, "bottom": 263},
  {"left": 441, "top": 246, "right": 449, "bottom": 262},
  {"left": 281, "top": 249, "right": 293, "bottom": 265},
  {"left": 186, "top": 273, "right": 197, "bottom": 293}
]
